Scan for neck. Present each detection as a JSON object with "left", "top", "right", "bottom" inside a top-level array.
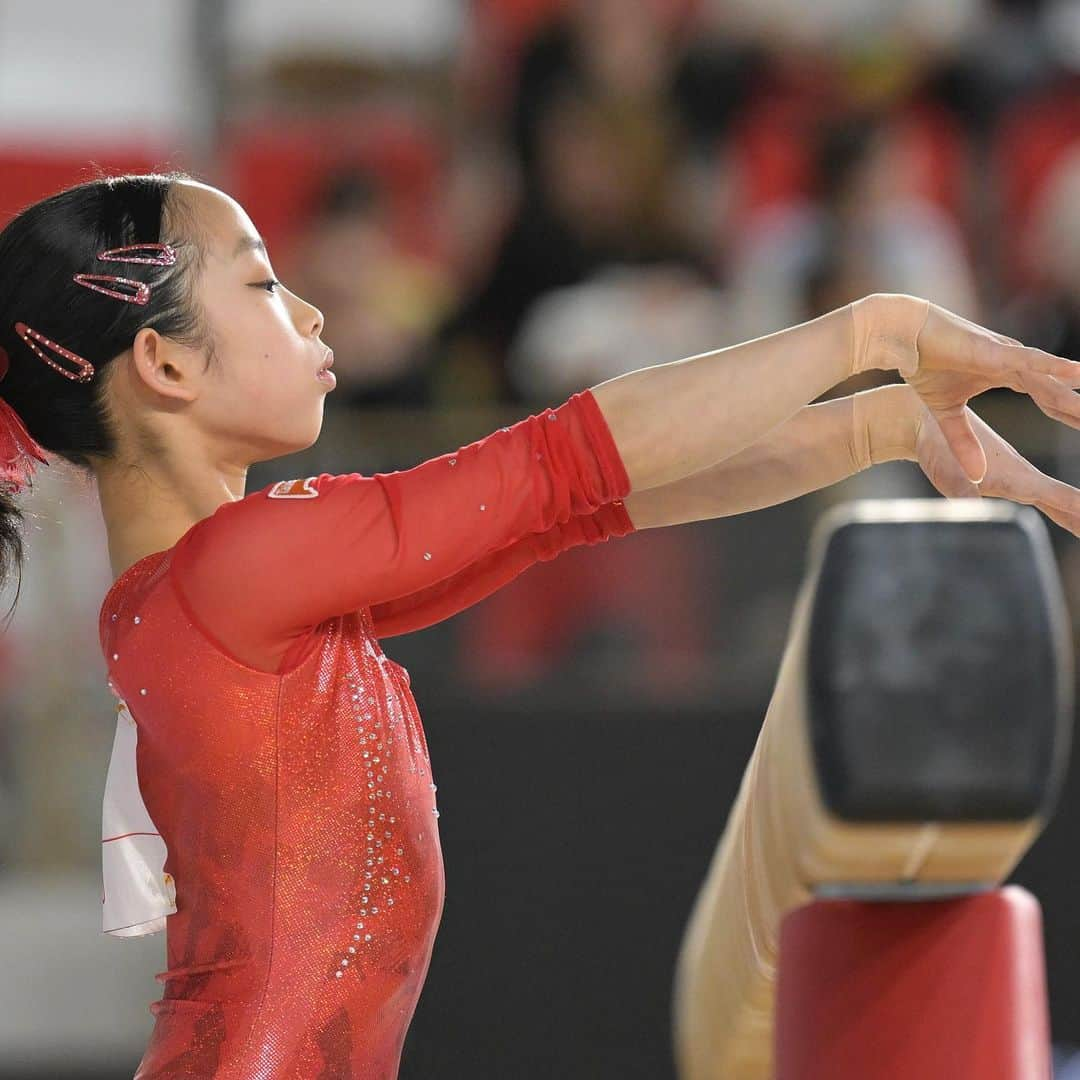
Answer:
[{"left": 94, "top": 458, "right": 247, "bottom": 581}]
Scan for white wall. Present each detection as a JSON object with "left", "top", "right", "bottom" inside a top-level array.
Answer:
[
  {"left": 0, "top": 872, "right": 161, "bottom": 1069},
  {"left": 225, "top": 0, "right": 465, "bottom": 67},
  {"left": 0, "top": 0, "right": 202, "bottom": 148},
  {"left": 0, "top": 0, "right": 466, "bottom": 150}
]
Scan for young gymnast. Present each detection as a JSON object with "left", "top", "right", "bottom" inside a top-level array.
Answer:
[{"left": 0, "top": 171, "right": 1077, "bottom": 1077}]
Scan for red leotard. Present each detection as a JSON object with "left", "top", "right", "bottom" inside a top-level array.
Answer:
[{"left": 98, "top": 389, "right": 634, "bottom": 1078}]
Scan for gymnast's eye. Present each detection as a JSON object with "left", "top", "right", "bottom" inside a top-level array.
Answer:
[{"left": 256, "top": 279, "right": 282, "bottom": 294}]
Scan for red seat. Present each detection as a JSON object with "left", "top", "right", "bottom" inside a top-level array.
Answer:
[
  {"left": 459, "top": 525, "right": 713, "bottom": 695},
  {"left": 216, "top": 106, "right": 447, "bottom": 264},
  {"left": 0, "top": 146, "right": 164, "bottom": 227},
  {"left": 730, "top": 96, "right": 968, "bottom": 226},
  {"left": 472, "top": 0, "right": 569, "bottom": 46}
]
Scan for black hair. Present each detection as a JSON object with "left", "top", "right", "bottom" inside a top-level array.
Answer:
[{"left": 0, "top": 168, "right": 214, "bottom": 624}]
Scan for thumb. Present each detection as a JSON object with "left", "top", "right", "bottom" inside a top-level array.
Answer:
[{"left": 937, "top": 411, "right": 987, "bottom": 485}]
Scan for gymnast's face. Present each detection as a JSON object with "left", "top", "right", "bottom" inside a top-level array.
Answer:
[{"left": 125, "top": 180, "right": 332, "bottom": 467}]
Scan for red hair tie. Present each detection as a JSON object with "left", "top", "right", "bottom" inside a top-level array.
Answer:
[{"left": 0, "top": 346, "right": 49, "bottom": 494}]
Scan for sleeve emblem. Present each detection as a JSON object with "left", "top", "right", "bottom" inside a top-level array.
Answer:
[{"left": 267, "top": 476, "right": 320, "bottom": 499}]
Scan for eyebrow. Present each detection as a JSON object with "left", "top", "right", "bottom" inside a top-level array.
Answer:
[{"left": 232, "top": 234, "right": 267, "bottom": 259}]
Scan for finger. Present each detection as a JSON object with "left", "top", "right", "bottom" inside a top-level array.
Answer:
[
  {"left": 1022, "top": 372, "right": 1080, "bottom": 428},
  {"left": 985, "top": 451, "right": 1080, "bottom": 513},
  {"left": 1027, "top": 394, "right": 1073, "bottom": 425},
  {"left": 1037, "top": 500, "right": 1080, "bottom": 539},
  {"left": 999, "top": 335, "right": 1080, "bottom": 384},
  {"left": 1000, "top": 341, "right": 1080, "bottom": 383},
  {"left": 1033, "top": 472, "right": 1080, "bottom": 519},
  {"left": 936, "top": 410, "right": 988, "bottom": 484}
]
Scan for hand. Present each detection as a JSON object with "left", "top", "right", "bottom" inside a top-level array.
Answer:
[
  {"left": 856, "top": 294, "right": 1080, "bottom": 486},
  {"left": 913, "top": 398, "right": 1080, "bottom": 537}
]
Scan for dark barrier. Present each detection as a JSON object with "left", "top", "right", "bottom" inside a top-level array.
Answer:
[{"left": 397, "top": 684, "right": 1080, "bottom": 1078}]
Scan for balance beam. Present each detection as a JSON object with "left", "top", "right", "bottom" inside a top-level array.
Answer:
[{"left": 671, "top": 499, "right": 1073, "bottom": 1079}]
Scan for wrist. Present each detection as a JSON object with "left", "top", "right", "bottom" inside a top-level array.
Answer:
[
  {"left": 849, "top": 293, "right": 932, "bottom": 377},
  {"left": 850, "top": 383, "right": 922, "bottom": 470}
]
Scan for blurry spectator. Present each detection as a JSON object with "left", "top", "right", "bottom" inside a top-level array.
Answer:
[
  {"left": 725, "top": 112, "right": 980, "bottom": 370},
  {"left": 508, "top": 263, "right": 734, "bottom": 400},
  {"left": 1010, "top": 142, "right": 1080, "bottom": 364},
  {"left": 702, "top": 0, "right": 981, "bottom": 57},
  {"left": 516, "top": 0, "right": 674, "bottom": 126},
  {"left": 1042, "top": 0, "right": 1080, "bottom": 73},
  {"left": 436, "top": 0, "right": 767, "bottom": 404},
  {"left": 282, "top": 167, "right": 456, "bottom": 407},
  {"left": 499, "top": 0, "right": 764, "bottom": 265},
  {"left": 923, "top": 0, "right": 1062, "bottom": 136},
  {"left": 1010, "top": 145, "right": 1080, "bottom": 632},
  {"left": 437, "top": 132, "right": 520, "bottom": 297},
  {"left": 509, "top": 0, "right": 764, "bottom": 174},
  {"left": 426, "top": 132, "right": 525, "bottom": 405},
  {"left": 436, "top": 81, "right": 715, "bottom": 404}
]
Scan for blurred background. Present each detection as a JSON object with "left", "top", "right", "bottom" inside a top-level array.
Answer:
[{"left": 0, "top": 0, "right": 1078, "bottom": 1076}]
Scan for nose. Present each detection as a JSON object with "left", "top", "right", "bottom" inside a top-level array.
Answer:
[{"left": 294, "top": 293, "right": 324, "bottom": 340}]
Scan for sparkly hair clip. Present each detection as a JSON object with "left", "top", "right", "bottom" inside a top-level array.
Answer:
[
  {"left": 72, "top": 274, "right": 150, "bottom": 305},
  {"left": 96, "top": 243, "right": 176, "bottom": 266},
  {"left": 0, "top": 242, "right": 172, "bottom": 489},
  {"left": 72, "top": 243, "right": 176, "bottom": 306},
  {"left": 14, "top": 322, "right": 95, "bottom": 383},
  {"left": 11, "top": 242, "right": 176, "bottom": 388}
]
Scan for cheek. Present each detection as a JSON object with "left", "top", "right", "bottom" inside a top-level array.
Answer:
[
  {"left": 211, "top": 354, "right": 280, "bottom": 418},
  {"left": 244, "top": 359, "right": 317, "bottom": 414}
]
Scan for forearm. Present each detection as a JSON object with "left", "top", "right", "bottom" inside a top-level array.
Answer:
[
  {"left": 621, "top": 383, "right": 921, "bottom": 529},
  {"left": 591, "top": 293, "right": 928, "bottom": 493},
  {"left": 590, "top": 304, "right": 853, "bottom": 491}
]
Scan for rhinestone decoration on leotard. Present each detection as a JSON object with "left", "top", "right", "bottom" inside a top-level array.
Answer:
[
  {"left": 332, "top": 638, "right": 439, "bottom": 979},
  {"left": 336, "top": 652, "right": 402, "bottom": 978}
]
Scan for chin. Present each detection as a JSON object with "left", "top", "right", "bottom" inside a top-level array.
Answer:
[{"left": 260, "top": 418, "right": 324, "bottom": 463}]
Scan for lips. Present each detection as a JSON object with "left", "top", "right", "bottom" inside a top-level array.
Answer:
[{"left": 319, "top": 350, "right": 334, "bottom": 372}]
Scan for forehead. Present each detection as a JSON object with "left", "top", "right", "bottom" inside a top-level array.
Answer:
[{"left": 176, "top": 181, "right": 261, "bottom": 263}]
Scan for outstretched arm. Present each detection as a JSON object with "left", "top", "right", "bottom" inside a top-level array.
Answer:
[
  {"left": 591, "top": 304, "right": 857, "bottom": 492},
  {"left": 593, "top": 291, "right": 1080, "bottom": 495},
  {"left": 372, "top": 384, "right": 916, "bottom": 637},
  {"left": 621, "top": 384, "right": 920, "bottom": 529},
  {"left": 371, "top": 500, "right": 633, "bottom": 638}
]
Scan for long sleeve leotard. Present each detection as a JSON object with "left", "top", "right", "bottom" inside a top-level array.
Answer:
[{"left": 98, "top": 389, "right": 635, "bottom": 1078}]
